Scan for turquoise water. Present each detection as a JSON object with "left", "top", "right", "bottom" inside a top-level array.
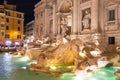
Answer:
[
  {"left": 0, "top": 53, "right": 74, "bottom": 80},
  {"left": 0, "top": 52, "right": 120, "bottom": 80},
  {"left": 83, "top": 66, "right": 119, "bottom": 80}
]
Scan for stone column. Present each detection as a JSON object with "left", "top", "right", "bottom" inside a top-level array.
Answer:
[
  {"left": 34, "top": 25, "right": 38, "bottom": 39},
  {"left": 44, "top": 0, "right": 48, "bottom": 36},
  {"left": 72, "top": 0, "right": 78, "bottom": 35},
  {"left": 91, "top": 0, "right": 99, "bottom": 32},
  {"left": 45, "top": 4, "right": 49, "bottom": 36},
  {"left": 56, "top": 12, "right": 61, "bottom": 35},
  {"left": 53, "top": 2, "right": 56, "bottom": 36}
]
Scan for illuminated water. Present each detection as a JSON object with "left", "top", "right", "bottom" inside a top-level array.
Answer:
[
  {"left": 83, "top": 66, "right": 120, "bottom": 80},
  {"left": 0, "top": 52, "right": 120, "bottom": 80},
  {"left": 0, "top": 53, "right": 74, "bottom": 80}
]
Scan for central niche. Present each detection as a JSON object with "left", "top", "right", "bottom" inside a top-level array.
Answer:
[{"left": 59, "top": 1, "right": 72, "bottom": 36}]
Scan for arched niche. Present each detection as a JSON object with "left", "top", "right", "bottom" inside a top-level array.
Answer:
[
  {"left": 58, "top": 0, "right": 72, "bottom": 13},
  {"left": 57, "top": 0, "right": 73, "bottom": 36}
]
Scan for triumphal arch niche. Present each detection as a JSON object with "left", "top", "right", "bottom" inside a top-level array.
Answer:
[{"left": 57, "top": 0, "right": 72, "bottom": 37}]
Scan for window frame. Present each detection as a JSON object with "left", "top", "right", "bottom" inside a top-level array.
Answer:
[
  {"left": 6, "top": 26, "right": 9, "bottom": 30},
  {"left": 5, "top": 34, "right": 10, "bottom": 39},
  {"left": 108, "top": 9, "right": 115, "bottom": 21},
  {"left": 108, "top": 37, "right": 115, "bottom": 45},
  {"left": 105, "top": 4, "right": 118, "bottom": 25}
]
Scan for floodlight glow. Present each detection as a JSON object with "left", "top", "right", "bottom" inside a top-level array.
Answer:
[
  {"left": 50, "top": 65, "right": 57, "bottom": 70},
  {"left": 15, "top": 42, "right": 20, "bottom": 45},
  {"left": 5, "top": 41, "right": 11, "bottom": 46}
]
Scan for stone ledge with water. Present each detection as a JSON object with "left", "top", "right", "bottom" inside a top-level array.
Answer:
[{"left": 18, "top": 34, "right": 120, "bottom": 79}]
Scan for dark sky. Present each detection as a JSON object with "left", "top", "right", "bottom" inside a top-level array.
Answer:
[{"left": 0, "top": 0, "right": 40, "bottom": 24}]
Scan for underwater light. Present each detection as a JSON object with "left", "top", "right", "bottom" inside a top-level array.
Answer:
[
  {"left": 21, "top": 66, "right": 27, "bottom": 69},
  {"left": 18, "top": 52, "right": 21, "bottom": 55},
  {"left": 19, "top": 55, "right": 30, "bottom": 62},
  {"left": 67, "top": 66, "right": 73, "bottom": 69},
  {"left": 50, "top": 65, "right": 57, "bottom": 70}
]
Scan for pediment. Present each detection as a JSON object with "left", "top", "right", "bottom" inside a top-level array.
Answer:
[{"left": 104, "top": 0, "right": 119, "bottom": 7}]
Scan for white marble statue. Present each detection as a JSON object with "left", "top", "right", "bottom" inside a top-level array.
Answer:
[
  {"left": 82, "top": 11, "right": 91, "bottom": 30},
  {"left": 60, "top": 17, "right": 68, "bottom": 36}
]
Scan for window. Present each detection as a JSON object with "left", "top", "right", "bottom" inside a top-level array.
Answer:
[
  {"left": 1, "top": 31, "right": 4, "bottom": 36},
  {"left": 6, "top": 18, "right": 9, "bottom": 22},
  {"left": 1, "top": 16, "right": 4, "bottom": 19},
  {"left": 6, "top": 26, "right": 9, "bottom": 30},
  {"left": 6, "top": 11, "right": 10, "bottom": 16},
  {"left": 17, "top": 14, "right": 21, "bottom": 18},
  {"left": 18, "top": 27, "right": 20, "bottom": 31},
  {"left": 0, "top": 9, "right": 4, "bottom": 13},
  {"left": 36, "top": 14, "right": 38, "bottom": 19},
  {"left": 17, "top": 35, "right": 21, "bottom": 39},
  {"left": 18, "top": 20, "right": 21, "bottom": 24},
  {"left": 0, "top": 23, "right": 4, "bottom": 27},
  {"left": 108, "top": 10, "right": 115, "bottom": 21},
  {"left": 5, "top": 34, "right": 10, "bottom": 38},
  {"left": 108, "top": 37, "right": 115, "bottom": 44}
]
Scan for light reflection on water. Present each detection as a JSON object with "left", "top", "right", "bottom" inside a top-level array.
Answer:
[
  {"left": 0, "top": 52, "right": 119, "bottom": 80},
  {"left": 1, "top": 53, "right": 12, "bottom": 79},
  {"left": 3, "top": 53, "right": 12, "bottom": 77},
  {"left": 0, "top": 53, "right": 61, "bottom": 80}
]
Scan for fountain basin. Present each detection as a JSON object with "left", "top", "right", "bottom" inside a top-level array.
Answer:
[{"left": 115, "top": 70, "right": 120, "bottom": 79}]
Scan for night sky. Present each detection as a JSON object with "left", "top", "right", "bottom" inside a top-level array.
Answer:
[{"left": 0, "top": 0, "right": 40, "bottom": 24}]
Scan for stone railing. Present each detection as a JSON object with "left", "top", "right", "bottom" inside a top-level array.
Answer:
[
  {"left": 104, "top": 19, "right": 119, "bottom": 31},
  {"left": 106, "top": 19, "right": 119, "bottom": 26},
  {"left": 80, "top": 0, "right": 91, "bottom": 4}
]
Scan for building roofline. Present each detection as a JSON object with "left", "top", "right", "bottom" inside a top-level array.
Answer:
[
  {"left": 26, "top": 20, "right": 35, "bottom": 26},
  {"left": 35, "top": 0, "right": 45, "bottom": 8}
]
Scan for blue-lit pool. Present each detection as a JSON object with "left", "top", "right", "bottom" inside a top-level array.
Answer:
[
  {"left": 0, "top": 53, "right": 72, "bottom": 80},
  {"left": 0, "top": 52, "right": 119, "bottom": 80}
]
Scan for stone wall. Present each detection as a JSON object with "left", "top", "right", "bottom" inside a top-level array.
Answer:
[{"left": 34, "top": 0, "right": 120, "bottom": 47}]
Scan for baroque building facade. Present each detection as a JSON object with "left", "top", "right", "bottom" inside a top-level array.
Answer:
[
  {"left": 0, "top": 0, "right": 24, "bottom": 46},
  {"left": 34, "top": 0, "right": 120, "bottom": 46},
  {"left": 24, "top": 20, "right": 35, "bottom": 43}
]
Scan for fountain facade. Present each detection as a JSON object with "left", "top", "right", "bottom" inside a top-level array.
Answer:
[
  {"left": 34, "top": 0, "right": 120, "bottom": 52},
  {"left": 23, "top": 0, "right": 120, "bottom": 79}
]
